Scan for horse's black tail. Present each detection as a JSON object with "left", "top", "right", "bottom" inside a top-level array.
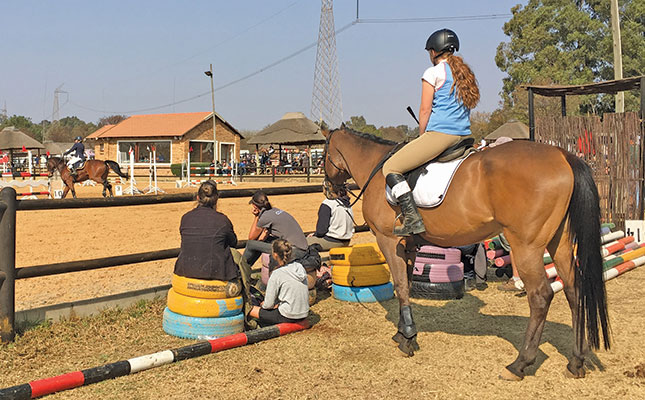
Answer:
[
  {"left": 105, "top": 160, "right": 129, "bottom": 179},
  {"left": 564, "top": 152, "right": 610, "bottom": 350}
]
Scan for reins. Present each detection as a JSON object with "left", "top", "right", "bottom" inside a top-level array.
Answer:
[
  {"left": 345, "top": 142, "right": 405, "bottom": 208},
  {"left": 324, "top": 129, "right": 405, "bottom": 208}
]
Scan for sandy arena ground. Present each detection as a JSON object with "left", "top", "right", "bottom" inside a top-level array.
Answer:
[
  {"left": 13, "top": 180, "right": 369, "bottom": 310},
  {"left": 3, "top": 180, "right": 645, "bottom": 399}
]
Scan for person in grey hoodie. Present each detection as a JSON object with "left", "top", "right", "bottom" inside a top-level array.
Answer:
[{"left": 248, "top": 239, "right": 309, "bottom": 325}]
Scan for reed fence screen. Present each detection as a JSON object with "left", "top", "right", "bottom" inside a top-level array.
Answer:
[{"left": 535, "top": 112, "right": 644, "bottom": 230}]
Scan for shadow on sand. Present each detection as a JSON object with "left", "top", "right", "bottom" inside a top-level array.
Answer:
[{"left": 379, "top": 293, "right": 603, "bottom": 376}]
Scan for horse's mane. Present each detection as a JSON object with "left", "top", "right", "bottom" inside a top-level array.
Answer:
[{"left": 332, "top": 126, "right": 397, "bottom": 146}]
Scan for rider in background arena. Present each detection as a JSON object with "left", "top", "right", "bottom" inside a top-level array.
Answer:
[
  {"left": 382, "top": 28, "right": 480, "bottom": 236},
  {"left": 174, "top": 180, "right": 243, "bottom": 299},
  {"left": 63, "top": 136, "right": 86, "bottom": 177},
  {"left": 307, "top": 183, "right": 354, "bottom": 251}
]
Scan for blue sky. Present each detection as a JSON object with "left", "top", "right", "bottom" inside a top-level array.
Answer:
[{"left": 0, "top": 0, "right": 524, "bottom": 131}]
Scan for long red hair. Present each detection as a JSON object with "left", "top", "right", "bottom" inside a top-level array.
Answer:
[{"left": 445, "top": 54, "right": 480, "bottom": 109}]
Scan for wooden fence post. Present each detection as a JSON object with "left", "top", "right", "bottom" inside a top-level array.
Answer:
[{"left": 0, "top": 187, "right": 17, "bottom": 342}]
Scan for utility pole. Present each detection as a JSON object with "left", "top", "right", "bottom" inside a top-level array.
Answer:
[
  {"left": 204, "top": 64, "right": 218, "bottom": 163},
  {"left": 610, "top": 0, "right": 624, "bottom": 113}
]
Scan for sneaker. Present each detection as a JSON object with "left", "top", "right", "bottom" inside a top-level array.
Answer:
[
  {"left": 497, "top": 278, "right": 524, "bottom": 292},
  {"left": 464, "top": 271, "right": 476, "bottom": 292}
]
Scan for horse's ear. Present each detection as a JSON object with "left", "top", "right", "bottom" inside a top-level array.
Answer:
[
  {"left": 321, "top": 129, "right": 329, "bottom": 138},
  {"left": 340, "top": 122, "right": 346, "bottom": 130}
]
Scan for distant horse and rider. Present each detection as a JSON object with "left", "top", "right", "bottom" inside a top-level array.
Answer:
[
  {"left": 46, "top": 156, "right": 129, "bottom": 199},
  {"left": 45, "top": 135, "right": 129, "bottom": 199}
]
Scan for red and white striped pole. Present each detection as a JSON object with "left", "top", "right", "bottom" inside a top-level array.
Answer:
[{"left": 0, "top": 321, "right": 310, "bottom": 399}]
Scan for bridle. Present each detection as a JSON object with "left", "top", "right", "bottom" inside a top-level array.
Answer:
[{"left": 323, "top": 128, "right": 406, "bottom": 208}]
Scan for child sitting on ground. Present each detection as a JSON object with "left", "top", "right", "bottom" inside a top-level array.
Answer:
[{"left": 248, "top": 239, "right": 310, "bottom": 325}]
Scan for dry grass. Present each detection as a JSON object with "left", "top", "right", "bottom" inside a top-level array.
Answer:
[
  {"left": 2, "top": 266, "right": 645, "bottom": 399},
  {"left": 4, "top": 183, "right": 645, "bottom": 398}
]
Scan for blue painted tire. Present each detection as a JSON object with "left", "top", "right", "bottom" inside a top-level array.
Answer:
[
  {"left": 332, "top": 282, "right": 394, "bottom": 303},
  {"left": 162, "top": 307, "right": 244, "bottom": 339}
]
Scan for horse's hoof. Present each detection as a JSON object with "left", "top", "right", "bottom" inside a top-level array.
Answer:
[
  {"left": 397, "top": 335, "right": 420, "bottom": 357},
  {"left": 564, "top": 365, "right": 586, "bottom": 379},
  {"left": 392, "top": 332, "right": 404, "bottom": 345},
  {"left": 499, "top": 367, "right": 523, "bottom": 381}
]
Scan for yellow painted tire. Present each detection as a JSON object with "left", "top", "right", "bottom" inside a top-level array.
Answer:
[
  {"left": 171, "top": 274, "right": 241, "bottom": 299},
  {"left": 329, "top": 243, "right": 386, "bottom": 266},
  {"left": 331, "top": 263, "right": 391, "bottom": 287},
  {"left": 166, "top": 288, "right": 243, "bottom": 318}
]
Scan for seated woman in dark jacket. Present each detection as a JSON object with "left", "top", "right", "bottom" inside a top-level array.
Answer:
[{"left": 174, "top": 180, "right": 241, "bottom": 296}]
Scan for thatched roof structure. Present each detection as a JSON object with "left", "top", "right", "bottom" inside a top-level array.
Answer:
[
  {"left": 484, "top": 120, "right": 529, "bottom": 140},
  {"left": 0, "top": 126, "right": 45, "bottom": 151},
  {"left": 247, "top": 112, "right": 324, "bottom": 146}
]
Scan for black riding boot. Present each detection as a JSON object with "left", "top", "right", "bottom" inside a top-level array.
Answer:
[{"left": 386, "top": 173, "right": 425, "bottom": 236}]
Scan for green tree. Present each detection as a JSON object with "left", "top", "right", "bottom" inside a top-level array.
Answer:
[
  {"left": 343, "top": 116, "right": 380, "bottom": 136},
  {"left": 496, "top": 0, "right": 643, "bottom": 116},
  {"left": 0, "top": 115, "right": 44, "bottom": 142},
  {"left": 97, "top": 115, "right": 128, "bottom": 127}
]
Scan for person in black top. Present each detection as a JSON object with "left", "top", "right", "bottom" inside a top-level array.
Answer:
[
  {"left": 174, "top": 181, "right": 242, "bottom": 294},
  {"left": 63, "top": 136, "right": 86, "bottom": 176}
]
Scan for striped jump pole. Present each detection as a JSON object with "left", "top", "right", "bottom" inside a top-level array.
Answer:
[
  {"left": 551, "top": 255, "right": 645, "bottom": 294},
  {"left": 0, "top": 321, "right": 310, "bottom": 400},
  {"left": 601, "top": 230, "right": 625, "bottom": 245}
]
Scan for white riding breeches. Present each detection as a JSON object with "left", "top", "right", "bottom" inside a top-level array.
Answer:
[{"left": 67, "top": 156, "right": 82, "bottom": 168}]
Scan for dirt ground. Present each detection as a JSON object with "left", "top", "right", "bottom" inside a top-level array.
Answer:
[
  {"left": 14, "top": 180, "right": 361, "bottom": 311},
  {"left": 3, "top": 181, "right": 645, "bottom": 399}
]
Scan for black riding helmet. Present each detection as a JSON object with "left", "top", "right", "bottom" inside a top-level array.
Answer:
[{"left": 425, "top": 29, "right": 459, "bottom": 53}]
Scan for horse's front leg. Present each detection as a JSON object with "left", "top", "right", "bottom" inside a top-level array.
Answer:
[{"left": 374, "top": 232, "right": 419, "bottom": 356}]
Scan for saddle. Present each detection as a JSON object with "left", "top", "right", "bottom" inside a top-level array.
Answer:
[{"left": 404, "top": 137, "right": 476, "bottom": 191}]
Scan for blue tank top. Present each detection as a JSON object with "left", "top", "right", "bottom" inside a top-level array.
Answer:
[{"left": 423, "top": 61, "right": 471, "bottom": 136}]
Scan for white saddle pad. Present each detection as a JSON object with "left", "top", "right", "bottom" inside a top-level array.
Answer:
[{"left": 386, "top": 153, "right": 472, "bottom": 208}]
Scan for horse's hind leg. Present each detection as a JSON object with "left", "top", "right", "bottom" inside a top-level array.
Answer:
[
  {"left": 547, "top": 221, "right": 587, "bottom": 378},
  {"left": 374, "top": 231, "right": 419, "bottom": 356},
  {"left": 102, "top": 179, "right": 113, "bottom": 197},
  {"left": 501, "top": 241, "right": 554, "bottom": 381}
]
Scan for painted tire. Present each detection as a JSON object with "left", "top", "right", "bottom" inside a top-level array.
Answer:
[
  {"left": 412, "top": 263, "right": 464, "bottom": 283},
  {"left": 329, "top": 243, "right": 386, "bottom": 266},
  {"left": 167, "top": 288, "right": 243, "bottom": 318},
  {"left": 416, "top": 245, "right": 461, "bottom": 265},
  {"left": 162, "top": 307, "right": 244, "bottom": 339},
  {"left": 309, "top": 288, "right": 317, "bottom": 306},
  {"left": 332, "top": 282, "right": 394, "bottom": 303},
  {"left": 331, "top": 263, "right": 390, "bottom": 287},
  {"left": 410, "top": 280, "right": 464, "bottom": 300},
  {"left": 171, "top": 274, "right": 241, "bottom": 299},
  {"left": 260, "top": 253, "right": 271, "bottom": 285}
]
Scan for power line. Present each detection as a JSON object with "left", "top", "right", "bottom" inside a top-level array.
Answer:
[
  {"left": 355, "top": 14, "right": 511, "bottom": 24},
  {"left": 70, "top": 11, "right": 511, "bottom": 116},
  {"left": 71, "top": 20, "right": 357, "bottom": 115},
  {"left": 107, "top": 0, "right": 303, "bottom": 87}
]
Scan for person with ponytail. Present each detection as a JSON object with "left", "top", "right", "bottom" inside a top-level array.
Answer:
[
  {"left": 382, "top": 28, "right": 480, "bottom": 237},
  {"left": 174, "top": 180, "right": 242, "bottom": 293},
  {"left": 248, "top": 239, "right": 309, "bottom": 325}
]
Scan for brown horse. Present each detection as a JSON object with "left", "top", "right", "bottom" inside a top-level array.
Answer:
[
  {"left": 46, "top": 157, "right": 129, "bottom": 198},
  {"left": 322, "top": 127, "right": 610, "bottom": 380}
]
